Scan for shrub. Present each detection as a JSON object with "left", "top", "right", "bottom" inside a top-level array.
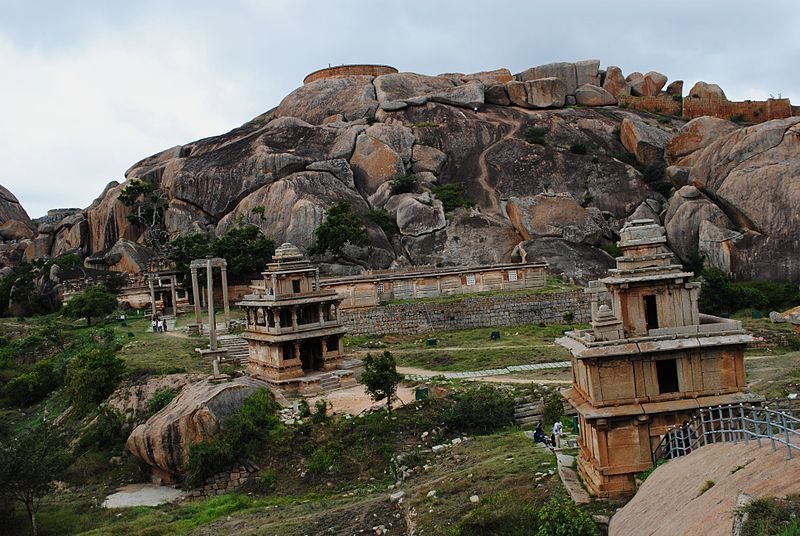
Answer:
[
  {"left": 641, "top": 162, "right": 672, "bottom": 197},
  {"left": 730, "top": 113, "right": 746, "bottom": 123},
  {"left": 62, "top": 285, "right": 118, "bottom": 326},
  {"left": 443, "top": 385, "right": 515, "bottom": 435},
  {"left": 390, "top": 173, "right": 418, "bottom": 195},
  {"left": 600, "top": 243, "right": 622, "bottom": 258},
  {"left": 65, "top": 347, "right": 125, "bottom": 414},
  {"left": 454, "top": 493, "right": 540, "bottom": 535},
  {"left": 697, "top": 268, "right": 794, "bottom": 316},
  {"left": 307, "top": 445, "right": 339, "bottom": 476},
  {"left": 4, "top": 359, "right": 61, "bottom": 407},
  {"left": 741, "top": 496, "right": 800, "bottom": 536},
  {"left": 147, "top": 387, "right": 180, "bottom": 414},
  {"left": 186, "top": 439, "right": 236, "bottom": 487},
  {"left": 307, "top": 201, "right": 369, "bottom": 257},
  {"left": 255, "top": 468, "right": 278, "bottom": 493},
  {"left": 542, "top": 391, "right": 564, "bottom": 428},
  {"left": 311, "top": 399, "right": 330, "bottom": 424},
  {"left": 657, "top": 115, "right": 670, "bottom": 124},
  {"left": 362, "top": 351, "right": 403, "bottom": 415},
  {"left": 431, "top": 183, "right": 474, "bottom": 213},
  {"left": 607, "top": 151, "right": 638, "bottom": 167},
  {"left": 569, "top": 143, "right": 588, "bottom": 155},
  {"left": 672, "top": 94, "right": 683, "bottom": 102},
  {"left": 536, "top": 492, "right": 599, "bottom": 536},
  {"left": 76, "top": 406, "right": 128, "bottom": 452},
  {"left": 523, "top": 126, "right": 549, "bottom": 145},
  {"left": 365, "top": 210, "right": 399, "bottom": 236}
]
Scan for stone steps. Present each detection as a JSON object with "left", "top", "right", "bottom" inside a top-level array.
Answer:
[{"left": 217, "top": 336, "right": 249, "bottom": 364}]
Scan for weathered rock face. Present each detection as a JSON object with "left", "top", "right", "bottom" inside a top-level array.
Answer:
[
  {"left": 663, "top": 186, "right": 733, "bottom": 263},
  {"left": 107, "top": 373, "right": 204, "bottom": 424},
  {"left": 0, "top": 220, "right": 34, "bottom": 241},
  {"left": 276, "top": 76, "right": 378, "bottom": 125},
  {"left": 687, "top": 81, "right": 727, "bottom": 100},
  {"left": 126, "top": 377, "right": 271, "bottom": 479},
  {"left": 21, "top": 63, "right": 796, "bottom": 285},
  {"left": 85, "top": 238, "right": 153, "bottom": 273},
  {"left": 522, "top": 237, "right": 615, "bottom": 285},
  {"left": 506, "top": 193, "right": 603, "bottom": 244},
  {"left": 665, "top": 116, "right": 740, "bottom": 166},
  {"left": 0, "top": 185, "right": 32, "bottom": 226},
  {"left": 574, "top": 84, "right": 617, "bottom": 106},
  {"left": 620, "top": 117, "right": 672, "bottom": 165},
  {"left": 686, "top": 117, "right": 800, "bottom": 281}
]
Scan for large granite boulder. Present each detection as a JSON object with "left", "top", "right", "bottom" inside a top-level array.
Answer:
[
  {"left": 275, "top": 76, "right": 378, "bottom": 124},
  {"left": 373, "top": 72, "right": 455, "bottom": 104},
  {"left": 602, "top": 66, "right": 629, "bottom": 97},
  {"left": 506, "top": 193, "right": 603, "bottom": 244},
  {"left": 687, "top": 81, "right": 727, "bottom": 100},
  {"left": 506, "top": 78, "right": 567, "bottom": 109},
  {"left": 484, "top": 83, "right": 511, "bottom": 105},
  {"left": 665, "top": 116, "right": 740, "bottom": 166},
  {"left": 365, "top": 123, "right": 415, "bottom": 165},
  {"left": 574, "top": 84, "right": 617, "bottom": 106},
  {"left": 575, "top": 60, "right": 601, "bottom": 87},
  {"left": 126, "top": 377, "right": 272, "bottom": 481},
  {"left": 0, "top": 220, "right": 34, "bottom": 241},
  {"left": 0, "top": 185, "right": 32, "bottom": 226},
  {"left": 411, "top": 144, "right": 447, "bottom": 175},
  {"left": 350, "top": 134, "right": 406, "bottom": 196},
  {"left": 427, "top": 80, "right": 485, "bottom": 108},
  {"left": 663, "top": 186, "right": 734, "bottom": 263},
  {"left": 522, "top": 237, "right": 615, "bottom": 285},
  {"left": 639, "top": 71, "right": 668, "bottom": 97},
  {"left": 384, "top": 192, "right": 446, "bottom": 237},
  {"left": 626, "top": 72, "right": 645, "bottom": 96},
  {"left": 516, "top": 62, "right": 578, "bottom": 94},
  {"left": 85, "top": 238, "right": 153, "bottom": 273},
  {"left": 620, "top": 117, "right": 672, "bottom": 165},
  {"left": 687, "top": 117, "right": 800, "bottom": 281}
]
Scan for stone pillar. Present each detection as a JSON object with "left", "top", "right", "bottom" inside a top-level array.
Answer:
[
  {"left": 206, "top": 260, "right": 217, "bottom": 351},
  {"left": 270, "top": 274, "right": 277, "bottom": 296},
  {"left": 149, "top": 277, "right": 157, "bottom": 318},
  {"left": 221, "top": 265, "right": 231, "bottom": 327},
  {"left": 275, "top": 309, "right": 282, "bottom": 331},
  {"left": 291, "top": 306, "right": 298, "bottom": 331},
  {"left": 293, "top": 340, "right": 302, "bottom": 365},
  {"left": 315, "top": 268, "right": 320, "bottom": 292},
  {"left": 170, "top": 276, "right": 178, "bottom": 316},
  {"left": 318, "top": 303, "right": 325, "bottom": 326},
  {"left": 321, "top": 336, "right": 329, "bottom": 358}
]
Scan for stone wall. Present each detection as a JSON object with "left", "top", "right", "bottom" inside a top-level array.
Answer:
[
  {"left": 682, "top": 97, "right": 792, "bottom": 123},
  {"left": 303, "top": 64, "right": 398, "bottom": 85},
  {"left": 618, "top": 94, "right": 682, "bottom": 116},
  {"left": 189, "top": 462, "right": 256, "bottom": 498},
  {"left": 339, "top": 290, "right": 591, "bottom": 335}
]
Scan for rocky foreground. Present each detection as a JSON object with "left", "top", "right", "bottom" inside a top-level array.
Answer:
[{"left": 1, "top": 60, "right": 798, "bottom": 282}]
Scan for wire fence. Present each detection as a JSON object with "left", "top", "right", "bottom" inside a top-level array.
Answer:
[{"left": 652, "top": 403, "right": 800, "bottom": 464}]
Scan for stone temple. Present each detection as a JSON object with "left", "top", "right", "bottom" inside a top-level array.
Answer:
[
  {"left": 237, "top": 243, "right": 355, "bottom": 394},
  {"left": 557, "top": 219, "right": 761, "bottom": 498}
]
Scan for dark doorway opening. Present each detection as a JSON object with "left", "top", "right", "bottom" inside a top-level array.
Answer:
[
  {"left": 300, "top": 339, "right": 323, "bottom": 371},
  {"left": 292, "top": 280, "right": 301, "bottom": 293},
  {"left": 643, "top": 295, "right": 659, "bottom": 331},
  {"left": 656, "top": 359, "right": 680, "bottom": 393}
]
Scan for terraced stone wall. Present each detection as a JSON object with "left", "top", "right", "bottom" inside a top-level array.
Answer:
[
  {"left": 340, "top": 290, "right": 591, "bottom": 335},
  {"left": 303, "top": 64, "right": 398, "bottom": 84}
]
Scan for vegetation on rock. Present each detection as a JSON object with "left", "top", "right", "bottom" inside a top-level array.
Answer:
[
  {"left": 65, "top": 347, "right": 125, "bottom": 414},
  {"left": 307, "top": 201, "right": 369, "bottom": 257}
]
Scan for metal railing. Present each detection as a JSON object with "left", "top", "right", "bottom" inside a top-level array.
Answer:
[{"left": 652, "top": 403, "right": 800, "bottom": 464}]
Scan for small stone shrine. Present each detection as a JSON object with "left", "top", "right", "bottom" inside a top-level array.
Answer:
[
  {"left": 237, "top": 243, "right": 353, "bottom": 394},
  {"left": 557, "top": 219, "right": 761, "bottom": 498}
]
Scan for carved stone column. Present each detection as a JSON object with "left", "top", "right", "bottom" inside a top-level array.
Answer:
[
  {"left": 206, "top": 259, "right": 217, "bottom": 351},
  {"left": 170, "top": 276, "right": 178, "bottom": 316},
  {"left": 291, "top": 306, "right": 298, "bottom": 331},
  {"left": 190, "top": 267, "right": 201, "bottom": 326},
  {"left": 221, "top": 264, "right": 231, "bottom": 327},
  {"left": 148, "top": 277, "right": 156, "bottom": 318}
]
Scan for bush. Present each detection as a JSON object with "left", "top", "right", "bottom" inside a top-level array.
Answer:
[
  {"left": 536, "top": 492, "right": 599, "bottom": 536},
  {"left": 255, "top": 468, "right": 278, "bottom": 493},
  {"left": 657, "top": 115, "right": 670, "bottom": 124},
  {"left": 454, "top": 493, "right": 540, "bottom": 535},
  {"left": 523, "top": 126, "right": 549, "bottom": 145},
  {"left": 741, "top": 496, "right": 800, "bottom": 536},
  {"left": 62, "top": 285, "right": 118, "bottom": 326},
  {"left": 390, "top": 173, "right": 418, "bottom": 195},
  {"left": 569, "top": 143, "right": 588, "bottom": 155},
  {"left": 307, "top": 201, "right": 370, "bottom": 257},
  {"left": 431, "top": 183, "right": 474, "bottom": 213},
  {"left": 4, "top": 359, "right": 61, "bottom": 407},
  {"left": 641, "top": 162, "right": 672, "bottom": 197},
  {"left": 186, "top": 439, "right": 236, "bottom": 487},
  {"left": 607, "top": 151, "right": 638, "bottom": 167},
  {"left": 307, "top": 445, "right": 339, "bottom": 476},
  {"left": 65, "top": 347, "right": 125, "bottom": 414},
  {"left": 210, "top": 225, "right": 275, "bottom": 282},
  {"left": 147, "top": 387, "right": 179, "bottom": 414},
  {"left": 698, "top": 268, "right": 796, "bottom": 316},
  {"left": 730, "top": 113, "right": 746, "bottom": 123},
  {"left": 76, "top": 406, "right": 128, "bottom": 452},
  {"left": 365, "top": 210, "right": 399, "bottom": 236},
  {"left": 443, "top": 385, "right": 515, "bottom": 435},
  {"left": 311, "top": 399, "right": 330, "bottom": 424},
  {"left": 542, "top": 392, "right": 564, "bottom": 428}
]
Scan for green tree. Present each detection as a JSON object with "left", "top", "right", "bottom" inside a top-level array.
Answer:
[
  {"left": 118, "top": 178, "right": 169, "bottom": 250},
  {"left": 307, "top": 201, "right": 369, "bottom": 257},
  {"left": 0, "top": 425, "right": 71, "bottom": 536},
  {"left": 536, "top": 491, "right": 598, "bottom": 536},
  {"left": 210, "top": 225, "right": 275, "bottom": 282},
  {"left": 166, "top": 233, "right": 211, "bottom": 275},
  {"left": 361, "top": 351, "right": 403, "bottom": 415},
  {"left": 62, "top": 285, "right": 118, "bottom": 326},
  {"left": 65, "top": 347, "right": 125, "bottom": 414}
]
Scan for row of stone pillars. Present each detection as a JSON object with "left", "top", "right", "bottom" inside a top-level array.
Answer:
[
  {"left": 148, "top": 274, "right": 178, "bottom": 319},
  {"left": 189, "top": 257, "right": 230, "bottom": 352}
]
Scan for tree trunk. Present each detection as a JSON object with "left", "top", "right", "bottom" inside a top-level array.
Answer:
[{"left": 26, "top": 495, "right": 37, "bottom": 536}]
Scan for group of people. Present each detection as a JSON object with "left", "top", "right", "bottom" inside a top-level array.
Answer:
[
  {"left": 151, "top": 318, "right": 168, "bottom": 333},
  {"left": 533, "top": 420, "right": 564, "bottom": 449}
]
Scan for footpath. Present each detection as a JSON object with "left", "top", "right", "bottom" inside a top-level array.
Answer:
[{"left": 399, "top": 360, "right": 571, "bottom": 381}]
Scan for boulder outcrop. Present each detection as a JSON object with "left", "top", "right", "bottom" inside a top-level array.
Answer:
[
  {"left": 506, "top": 193, "right": 603, "bottom": 244},
  {"left": 506, "top": 78, "right": 567, "bottom": 109},
  {"left": 620, "top": 117, "right": 672, "bottom": 165},
  {"left": 0, "top": 185, "right": 32, "bottom": 226},
  {"left": 602, "top": 66, "right": 629, "bottom": 97},
  {"left": 687, "top": 81, "right": 727, "bottom": 100},
  {"left": 574, "top": 84, "right": 616, "bottom": 106},
  {"left": 665, "top": 116, "right": 740, "bottom": 166},
  {"left": 126, "top": 377, "right": 273, "bottom": 480}
]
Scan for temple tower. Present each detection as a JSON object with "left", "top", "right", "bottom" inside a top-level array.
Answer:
[
  {"left": 237, "top": 243, "right": 347, "bottom": 392},
  {"left": 557, "top": 219, "right": 760, "bottom": 498}
]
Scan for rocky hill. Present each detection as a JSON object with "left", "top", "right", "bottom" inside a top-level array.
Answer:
[{"left": 2, "top": 60, "right": 798, "bottom": 283}]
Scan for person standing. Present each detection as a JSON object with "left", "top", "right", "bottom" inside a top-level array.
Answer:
[
  {"left": 552, "top": 420, "right": 564, "bottom": 449},
  {"left": 151, "top": 318, "right": 158, "bottom": 333},
  {"left": 161, "top": 319, "right": 168, "bottom": 333}
]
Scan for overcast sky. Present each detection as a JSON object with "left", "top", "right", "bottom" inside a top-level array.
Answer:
[{"left": 2, "top": 0, "right": 798, "bottom": 218}]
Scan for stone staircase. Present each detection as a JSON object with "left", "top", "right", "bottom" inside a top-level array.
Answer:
[
  {"left": 217, "top": 335, "right": 249, "bottom": 364},
  {"left": 514, "top": 396, "right": 544, "bottom": 426}
]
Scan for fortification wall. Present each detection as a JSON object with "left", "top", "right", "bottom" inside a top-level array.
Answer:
[
  {"left": 339, "top": 290, "right": 591, "bottom": 335},
  {"left": 683, "top": 97, "right": 792, "bottom": 122},
  {"left": 303, "top": 64, "right": 398, "bottom": 85},
  {"left": 618, "top": 94, "right": 682, "bottom": 116}
]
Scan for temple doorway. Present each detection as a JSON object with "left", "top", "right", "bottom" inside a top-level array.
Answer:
[{"left": 300, "top": 339, "right": 323, "bottom": 371}]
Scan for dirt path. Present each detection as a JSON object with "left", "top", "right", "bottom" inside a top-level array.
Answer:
[
  {"left": 348, "top": 343, "right": 557, "bottom": 356},
  {"left": 308, "top": 384, "right": 417, "bottom": 416},
  {"left": 474, "top": 107, "right": 528, "bottom": 214}
]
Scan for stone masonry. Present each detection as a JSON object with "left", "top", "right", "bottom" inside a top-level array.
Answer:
[{"left": 340, "top": 290, "right": 591, "bottom": 335}]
